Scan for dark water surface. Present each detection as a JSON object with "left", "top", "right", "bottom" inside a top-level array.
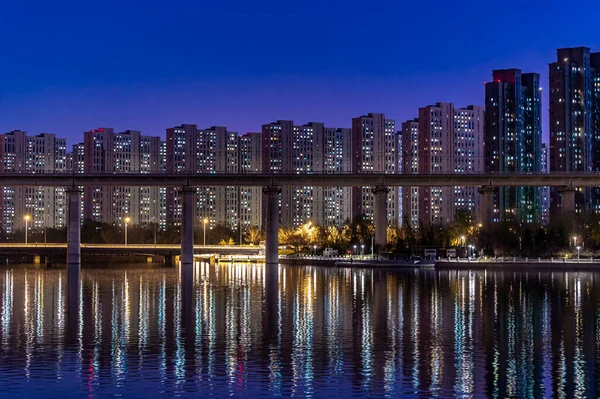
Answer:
[{"left": 0, "top": 264, "right": 599, "bottom": 398}]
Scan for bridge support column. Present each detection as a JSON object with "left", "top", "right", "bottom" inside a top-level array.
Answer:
[
  {"left": 478, "top": 186, "right": 495, "bottom": 230},
  {"left": 180, "top": 187, "right": 195, "bottom": 266},
  {"left": 66, "top": 187, "right": 82, "bottom": 268},
  {"left": 373, "top": 186, "right": 389, "bottom": 251},
  {"left": 559, "top": 186, "right": 576, "bottom": 224},
  {"left": 263, "top": 186, "right": 281, "bottom": 270}
]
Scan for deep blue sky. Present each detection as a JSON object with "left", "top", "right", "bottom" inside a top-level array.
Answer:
[{"left": 1, "top": 0, "right": 599, "bottom": 145}]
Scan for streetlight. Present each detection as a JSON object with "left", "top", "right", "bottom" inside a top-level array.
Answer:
[
  {"left": 353, "top": 245, "right": 357, "bottom": 255},
  {"left": 24, "top": 214, "right": 31, "bottom": 244},
  {"left": 124, "top": 217, "right": 130, "bottom": 246},
  {"left": 313, "top": 245, "right": 317, "bottom": 256},
  {"left": 361, "top": 244, "right": 365, "bottom": 255},
  {"left": 577, "top": 245, "right": 581, "bottom": 260},
  {"left": 203, "top": 218, "right": 208, "bottom": 246},
  {"left": 371, "top": 236, "right": 374, "bottom": 258}
]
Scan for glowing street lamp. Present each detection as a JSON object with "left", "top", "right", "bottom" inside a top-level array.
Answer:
[
  {"left": 24, "top": 214, "right": 31, "bottom": 244},
  {"left": 353, "top": 245, "right": 357, "bottom": 255},
  {"left": 124, "top": 217, "right": 131, "bottom": 245},
  {"left": 577, "top": 245, "right": 581, "bottom": 260},
  {"left": 313, "top": 245, "right": 317, "bottom": 256},
  {"left": 203, "top": 218, "right": 209, "bottom": 246},
  {"left": 361, "top": 244, "right": 365, "bottom": 255}
]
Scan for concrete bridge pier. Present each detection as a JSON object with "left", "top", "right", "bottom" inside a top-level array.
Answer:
[
  {"left": 66, "top": 187, "right": 82, "bottom": 268},
  {"left": 478, "top": 186, "right": 495, "bottom": 230},
  {"left": 263, "top": 186, "right": 281, "bottom": 271},
  {"left": 180, "top": 187, "right": 195, "bottom": 266},
  {"left": 559, "top": 186, "right": 576, "bottom": 225},
  {"left": 373, "top": 186, "right": 389, "bottom": 251}
]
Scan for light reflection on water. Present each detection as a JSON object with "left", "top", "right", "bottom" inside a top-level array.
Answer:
[{"left": 0, "top": 265, "right": 600, "bottom": 397}]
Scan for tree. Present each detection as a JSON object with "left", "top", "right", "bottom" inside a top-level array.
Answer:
[
  {"left": 243, "top": 226, "right": 264, "bottom": 245},
  {"left": 401, "top": 214, "right": 416, "bottom": 246}
]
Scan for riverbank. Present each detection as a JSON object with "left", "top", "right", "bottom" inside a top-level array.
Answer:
[{"left": 437, "top": 258, "right": 600, "bottom": 270}]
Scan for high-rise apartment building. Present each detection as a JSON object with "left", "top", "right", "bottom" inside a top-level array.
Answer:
[
  {"left": 261, "top": 120, "right": 294, "bottom": 227},
  {"left": 0, "top": 131, "right": 67, "bottom": 232},
  {"left": 323, "top": 127, "right": 352, "bottom": 226},
  {"left": 401, "top": 119, "right": 420, "bottom": 227},
  {"left": 549, "top": 47, "right": 600, "bottom": 215},
  {"left": 485, "top": 69, "right": 543, "bottom": 224},
  {"left": 165, "top": 125, "right": 239, "bottom": 229},
  {"left": 291, "top": 122, "right": 325, "bottom": 226},
  {"left": 351, "top": 113, "right": 398, "bottom": 225},
  {"left": 402, "top": 104, "right": 484, "bottom": 227},
  {"left": 261, "top": 120, "right": 353, "bottom": 228},
  {"left": 540, "top": 143, "right": 550, "bottom": 225},
  {"left": 83, "top": 128, "right": 162, "bottom": 226},
  {"left": 239, "top": 133, "right": 263, "bottom": 229},
  {"left": 397, "top": 130, "right": 403, "bottom": 225}
]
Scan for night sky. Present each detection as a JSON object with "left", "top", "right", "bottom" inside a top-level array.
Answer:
[{"left": 1, "top": 0, "right": 599, "bottom": 145}]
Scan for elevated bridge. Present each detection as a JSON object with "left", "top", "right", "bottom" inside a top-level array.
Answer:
[{"left": 0, "top": 172, "right": 587, "bottom": 271}]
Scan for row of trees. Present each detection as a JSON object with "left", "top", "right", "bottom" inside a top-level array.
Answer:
[
  {"left": 0, "top": 220, "right": 266, "bottom": 246},
  {"left": 0, "top": 211, "right": 597, "bottom": 256}
]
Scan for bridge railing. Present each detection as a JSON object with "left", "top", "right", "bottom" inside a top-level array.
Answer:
[
  {"left": 0, "top": 243, "right": 264, "bottom": 250},
  {"left": 438, "top": 256, "right": 598, "bottom": 264},
  {"left": 0, "top": 171, "right": 597, "bottom": 176}
]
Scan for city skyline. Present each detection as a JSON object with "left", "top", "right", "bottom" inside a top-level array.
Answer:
[
  {"left": 1, "top": 44, "right": 597, "bottom": 148},
  {"left": 1, "top": 44, "right": 599, "bottom": 232},
  {"left": 1, "top": 1, "right": 598, "bottom": 143}
]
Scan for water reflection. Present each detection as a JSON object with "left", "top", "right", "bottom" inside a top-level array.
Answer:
[{"left": 1, "top": 266, "right": 600, "bottom": 397}]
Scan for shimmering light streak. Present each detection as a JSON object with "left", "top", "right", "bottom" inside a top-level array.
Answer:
[{"left": 0, "top": 267, "right": 597, "bottom": 397}]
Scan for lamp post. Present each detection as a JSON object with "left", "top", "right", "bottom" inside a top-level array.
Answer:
[
  {"left": 361, "top": 244, "right": 365, "bottom": 255},
  {"left": 124, "top": 217, "right": 130, "bottom": 246},
  {"left": 24, "top": 214, "right": 31, "bottom": 244},
  {"left": 371, "top": 236, "right": 374, "bottom": 258},
  {"left": 203, "top": 218, "right": 208, "bottom": 246},
  {"left": 353, "top": 245, "right": 357, "bottom": 255},
  {"left": 313, "top": 245, "right": 317, "bottom": 256},
  {"left": 577, "top": 245, "right": 581, "bottom": 260}
]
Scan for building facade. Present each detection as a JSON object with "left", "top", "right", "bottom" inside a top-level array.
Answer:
[
  {"left": 351, "top": 113, "right": 398, "bottom": 225},
  {"left": 261, "top": 120, "right": 353, "bottom": 228},
  {"left": 323, "top": 127, "right": 352, "bottom": 226},
  {"left": 83, "top": 128, "right": 163, "bottom": 227},
  {"left": 0, "top": 131, "right": 68, "bottom": 233},
  {"left": 540, "top": 143, "right": 550, "bottom": 225},
  {"left": 549, "top": 47, "right": 600, "bottom": 216},
  {"left": 485, "top": 69, "right": 543, "bottom": 224},
  {"left": 165, "top": 125, "right": 239, "bottom": 230},
  {"left": 402, "top": 104, "right": 484, "bottom": 227},
  {"left": 239, "top": 133, "right": 263, "bottom": 229}
]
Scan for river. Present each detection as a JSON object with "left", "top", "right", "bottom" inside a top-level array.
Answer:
[{"left": 0, "top": 263, "right": 597, "bottom": 398}]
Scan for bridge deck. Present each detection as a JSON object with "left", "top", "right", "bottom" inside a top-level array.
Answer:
[{"left": 0, "top": 172, "right": 597, "bottom": 187}]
